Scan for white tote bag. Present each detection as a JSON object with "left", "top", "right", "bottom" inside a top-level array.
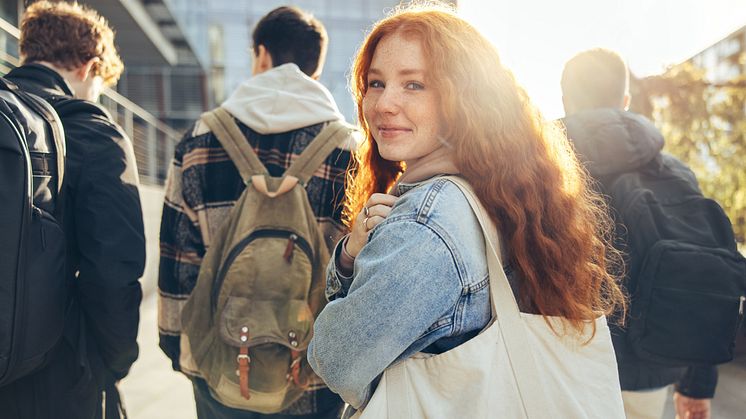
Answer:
[{"left": 356, "top": 177, "right": 625, "bottom": 419}]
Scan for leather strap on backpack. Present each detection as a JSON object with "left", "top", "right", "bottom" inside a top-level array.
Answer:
[
  {"left": 237, "top": 328, "right": 251, "bottom": 400},
  {"left": 289, "top": 350, "right": 307, "bottom": 388},
  {"left": 201, "top": 108, "right": 268, "bottom": 184}
]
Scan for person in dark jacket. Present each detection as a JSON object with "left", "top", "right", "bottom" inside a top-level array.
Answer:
[
  {"left": 0, "top": 2, "right": 145, "bottom": 418},
  {"left": 561, "top": 48, "right": 716, "bottom": 419}
]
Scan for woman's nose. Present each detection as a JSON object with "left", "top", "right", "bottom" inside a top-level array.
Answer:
[{"left": 375, "top": 87, "right": 400, "bottom": 114}]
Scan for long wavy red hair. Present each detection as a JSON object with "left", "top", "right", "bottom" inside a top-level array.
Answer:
[{"left": 345, "top": 3, "right": 625, "bottom": 333}]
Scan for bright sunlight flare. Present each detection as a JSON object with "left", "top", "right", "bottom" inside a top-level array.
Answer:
[{"left": 460, "top": 0, "right": 746, "bottom": 119}]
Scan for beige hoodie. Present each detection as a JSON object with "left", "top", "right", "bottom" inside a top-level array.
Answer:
[{"left": 221, "top": 63, "right": 345, "bottom": 135}]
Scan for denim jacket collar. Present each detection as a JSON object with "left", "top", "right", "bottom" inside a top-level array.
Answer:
[{"left": 394, "top": 174, "right": 459, "bottom": 197}]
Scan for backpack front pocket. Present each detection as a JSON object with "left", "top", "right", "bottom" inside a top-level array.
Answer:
[
  {"left": 218, "top": 296, "right": 313, "bottom": 393},
  {"left": 628, "top": 240, "right": 746, "bottom": 366},
  {"left": 211, "top": 229, "right": 313, "bottom": 312},
  {"left": 634, "top": 287, "right": 743, "bottom": 365},
  {"left": 220, "top": 297, "right": 314, "bottom": 350}
]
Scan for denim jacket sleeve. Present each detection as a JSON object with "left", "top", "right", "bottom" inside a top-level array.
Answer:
[
  {"left": 307, "top": 218, "right": 463, "bottom": 409},
  {"left": 325, "top": 235, "right": 355, "bottom": 301}
]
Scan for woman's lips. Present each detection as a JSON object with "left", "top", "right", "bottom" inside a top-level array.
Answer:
[{"left": 377, "top": 125, "right": 412, "bottom": 138}]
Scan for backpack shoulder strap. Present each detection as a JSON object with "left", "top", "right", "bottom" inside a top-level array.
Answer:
[
  {"left": 0, "top": 78, "right": 65, "bottom": 194},
  {"left": 285, "top": 120, "right": 353, "bottom": 186},
  {"left": 201, "top": 107, "right": 267, "bottom": 183}
]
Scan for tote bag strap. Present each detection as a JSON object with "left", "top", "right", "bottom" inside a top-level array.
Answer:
[
  {"left": 443, "top": 176, "right": 551, "bottom": 418},
  {"left": 380, "top": 176, "right": 551, "bottom": 418},
  {"left": 385, "top": 362, "right": 408, "bottom": 418}
]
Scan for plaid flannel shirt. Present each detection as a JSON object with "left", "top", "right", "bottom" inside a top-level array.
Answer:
[{"left": 158, "top": 116, "right": 352, "bottom": 413}]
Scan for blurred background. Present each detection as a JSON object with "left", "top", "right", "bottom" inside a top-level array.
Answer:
[{"left": 0, "top": 0, "right": 744, "bottom": 417}]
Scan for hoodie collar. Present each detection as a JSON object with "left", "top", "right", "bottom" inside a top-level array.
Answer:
[
  {"left": 220, "top": 63, "right": 344, "bottom": 134},
  {"left": 563, "top": 109, "right": 664, "bottom": 177}
]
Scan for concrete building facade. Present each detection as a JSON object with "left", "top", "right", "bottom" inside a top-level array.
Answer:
[
  {"left": 689, "top": 25, "right": 745, "bottom": 83},
  {"left": 167, "top": 0, "right": 405, "bottom": 121}
]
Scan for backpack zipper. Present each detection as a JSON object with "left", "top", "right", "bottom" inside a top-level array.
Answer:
[
  {"left": 284, "top": 234, "right": 298, "bottom": 262},
  {"left": 211, "top": 229, "right": 313, "bottom": 312},
  {"left": 32, "top": 206, "right": 46, "bottom": 249},
  {"left": 740, "top": 296, "right": 745, "bottom": 316}
]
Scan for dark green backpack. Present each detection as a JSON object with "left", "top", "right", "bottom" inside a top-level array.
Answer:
[{"left": 181, "top": 108, "right": 352, "bottom": 413}]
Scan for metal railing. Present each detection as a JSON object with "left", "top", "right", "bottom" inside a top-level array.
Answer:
[{"left": 0, "top": 17, "right": 179, "bottom": 185}]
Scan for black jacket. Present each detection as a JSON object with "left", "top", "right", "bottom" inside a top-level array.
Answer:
[
  {"left": 564, "top": 108, "right": 718, "bottom": 398},
  {"left": 0, "top": 64, "right": 145, "bottom": 418}
]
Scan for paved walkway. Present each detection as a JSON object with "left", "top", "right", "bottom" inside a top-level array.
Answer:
[
  {"left": 120, "top": 293, "right": 196, "bottom": 418},
  {"left": 119, "top": 185, "right": 196, "bottom": 419},
  {"left": 120, "top": 185, "right": 746, "bottom": 418}
]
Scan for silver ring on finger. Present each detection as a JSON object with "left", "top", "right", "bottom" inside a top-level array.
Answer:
[
  {"left": 364, "top": 216, "right": 370, "bottom": 230},
  {"left": 363, "top": 206, "right": 370, "bottom": 217}
]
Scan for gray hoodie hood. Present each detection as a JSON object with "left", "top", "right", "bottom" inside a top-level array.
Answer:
[
  {"left": 563, "top": 109, "right": 664, "bottom": 177},
  {"left": 221, "top": 63, "right": 345, "bottom": 134}
]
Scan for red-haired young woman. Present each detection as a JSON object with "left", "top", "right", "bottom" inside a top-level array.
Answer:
[{"left": 308, "top": 3, "right": 627, "bottom": 416}]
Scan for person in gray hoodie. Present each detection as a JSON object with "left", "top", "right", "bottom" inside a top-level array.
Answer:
[
  {"left": 157, "top": 6, "right": 354, "bottom": 419},
  {"left": 561, "top": 48, "right": 717, "bottom": 419}
]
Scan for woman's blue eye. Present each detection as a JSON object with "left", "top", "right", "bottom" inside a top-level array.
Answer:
[
  {"left": 406, "top": 82, "right": 424, "bottom": 90},
  {"left": 368, "top": 80, "right": 384, "bottom": 88}
]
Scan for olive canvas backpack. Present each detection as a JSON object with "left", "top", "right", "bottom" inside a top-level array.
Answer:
[{"left": 181, "top": 108, "right": 352, "bottom": 413}]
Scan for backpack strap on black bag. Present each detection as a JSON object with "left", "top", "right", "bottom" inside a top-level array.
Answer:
[
  {"left": 0, "top": 78, "right": 65, "bottom": 195},
  {"left": 201, "top": 107, "right": 268, "bottom": 184}
]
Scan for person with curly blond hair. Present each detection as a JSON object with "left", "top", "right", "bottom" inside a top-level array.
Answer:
[
  {"left": 0, "top": 2, "right": 144, "bottom": 418},
  {"left": 308, "top": 2, "right": 627, "bottom": 417},
  {"left": 17, "top": 0, "right": 124, "bottom": 98}
]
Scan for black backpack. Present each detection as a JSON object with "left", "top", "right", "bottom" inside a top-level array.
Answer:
[
  {"left": 602, "top": 153, "right": 746, "bottom": 367},
  {"left": 0, "top": 78, "right": 69, "bottom": 386}
]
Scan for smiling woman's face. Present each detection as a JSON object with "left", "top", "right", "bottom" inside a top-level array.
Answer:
[{"left": 362, "top": 32, "right": 443, "bottom": 166}]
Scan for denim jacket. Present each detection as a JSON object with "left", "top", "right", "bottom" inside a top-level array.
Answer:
[{"left": 307, "top": 177, "right": 497, "bottom": 409}]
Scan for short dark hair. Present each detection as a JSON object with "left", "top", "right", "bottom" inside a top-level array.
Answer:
[
  {"left": 561, "top": 48, "right": 628, "bottom": 111},
  {"left": 251, "top": 6, "right": 328, "bottom": 77}
]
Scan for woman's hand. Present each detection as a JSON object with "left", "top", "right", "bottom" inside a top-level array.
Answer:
[{"left": 346, "top": 193, "right": 398, "bottom": 258}]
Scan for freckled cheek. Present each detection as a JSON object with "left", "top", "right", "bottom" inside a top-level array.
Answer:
[{"left": 421, "top": 106, "right": 443, "bottom": 138}]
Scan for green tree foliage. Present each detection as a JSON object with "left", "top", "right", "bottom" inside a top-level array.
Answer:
[{"left": 630, "top": 61, "right": 746, "bottom": 243}]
